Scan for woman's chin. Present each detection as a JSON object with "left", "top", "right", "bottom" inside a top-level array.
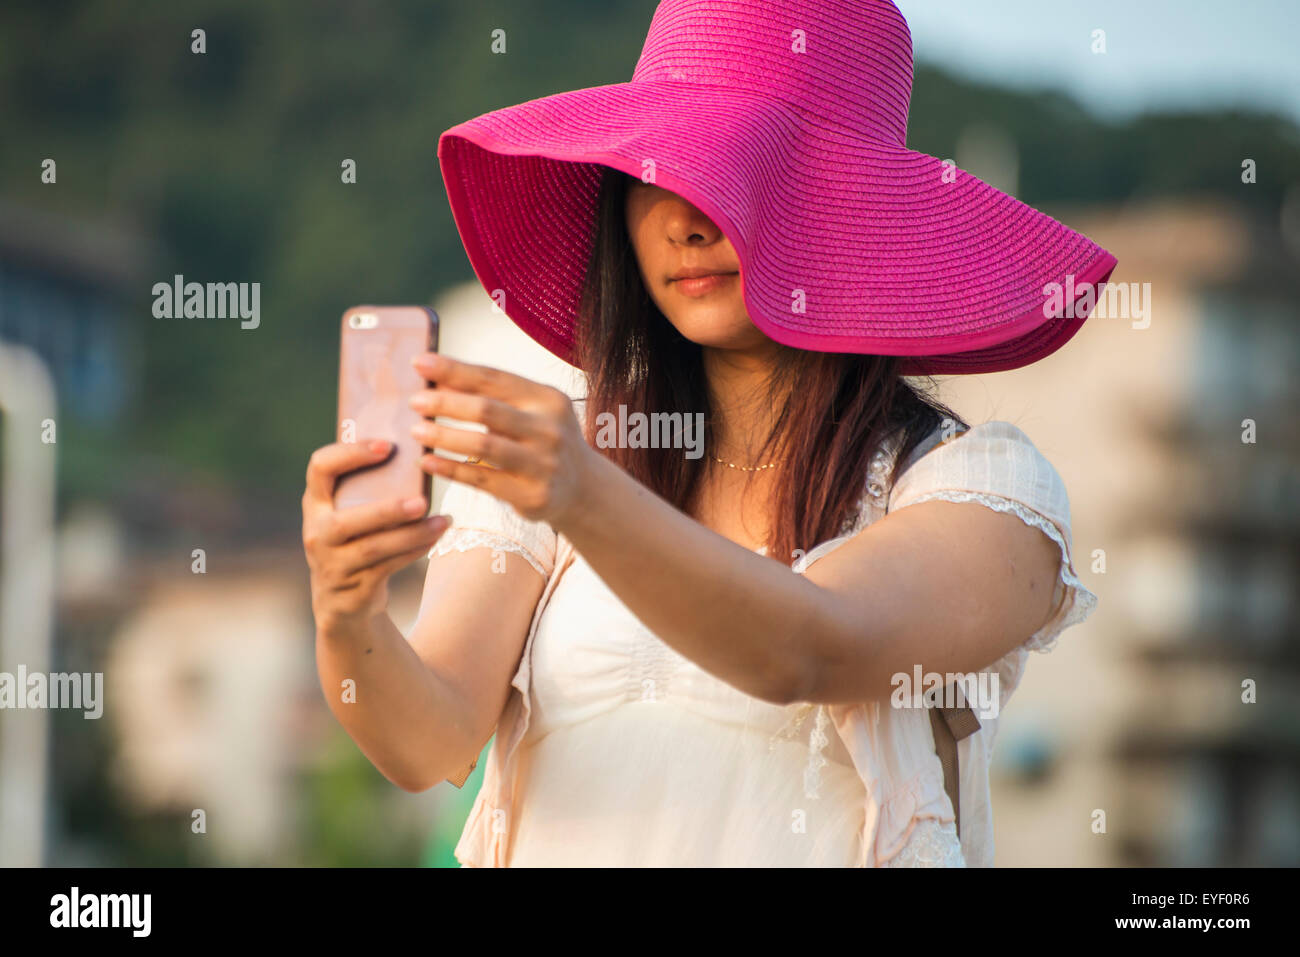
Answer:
[{"left": 665, "top": 314, "right": 768, "bottom": 352}]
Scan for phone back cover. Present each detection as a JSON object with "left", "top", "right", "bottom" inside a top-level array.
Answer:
[{"left": 334, "top": 306, "right": 437, "bottom": 510}]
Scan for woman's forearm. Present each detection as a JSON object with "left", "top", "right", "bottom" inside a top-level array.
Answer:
[
  {"left": 315, "top": 613, "right": 470, "bottom": 791},
  {"left": 409, "top": 354, "right": 846, "bottom": 706},
  {"left": 557, "top": 452, "right": 838, "bottom": 704}
]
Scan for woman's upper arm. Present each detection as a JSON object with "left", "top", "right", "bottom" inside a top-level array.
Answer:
[
  {"left": 799, "top": 421, "right": 1096, "bottom": 703},
  {"left": 402, "top": 481, "right": 556, "bottom": 775},
  {"left": 804, "top": 497, "right": 1063, "bottom": 701},
  {"left": 406, "top": 545, "right": 545, "bottom": 768}
]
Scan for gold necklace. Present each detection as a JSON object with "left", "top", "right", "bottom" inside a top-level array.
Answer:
[{"left": 710, "top": 453, "right": 780, "bottom": 472}]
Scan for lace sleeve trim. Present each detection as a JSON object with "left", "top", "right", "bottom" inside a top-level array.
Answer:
[
  {"left": 428, "top": 527, "right": 549, "bottom": 579},
  {"left": 880, "top": 818, "right": 966, "bottom": 867},
  {"left": 895, "top": 489, "right": 1098, "bottom": 653}
]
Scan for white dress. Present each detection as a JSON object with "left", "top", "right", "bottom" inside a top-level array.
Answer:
[{"left": 430, "top": 420, "right": 1097, "bottom": 867}]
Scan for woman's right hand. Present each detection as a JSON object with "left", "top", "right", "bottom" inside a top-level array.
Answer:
[{"left": 302, "top": 438, "right": 452, "bottom": 638}]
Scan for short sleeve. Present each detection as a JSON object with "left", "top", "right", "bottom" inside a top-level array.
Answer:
[
  {"left": 428, "top": 479, "right": 557, "bottom": 579},
  {"left": 886, "top": 420, "right": 1097, "bottom": 653}
]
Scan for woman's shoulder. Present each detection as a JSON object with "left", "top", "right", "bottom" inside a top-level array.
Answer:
[
  {"left": 889, "top": 418, "right": 1073, "bottom": 530},
  {"left": 887, "top": 418, "right": 1096, "bottom": 654},
  {"left": 902, "top": 418, "right": 1041, "bottom": 461},
  {"left": 897, "top": 418, "right": 1061, "bottom": 472}
]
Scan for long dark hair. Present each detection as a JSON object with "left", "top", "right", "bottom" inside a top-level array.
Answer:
[{"left": 575, "top": 165, "right": 968, "bottom": 564}]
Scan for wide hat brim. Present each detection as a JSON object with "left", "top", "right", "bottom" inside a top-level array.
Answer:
[{"left": 438, "top": 78, "right": 1118, "bottom": 375}]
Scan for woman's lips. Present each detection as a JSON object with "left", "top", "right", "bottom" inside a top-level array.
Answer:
[{"left": 670, "top": 272, "right": 738, "bottom": 297}]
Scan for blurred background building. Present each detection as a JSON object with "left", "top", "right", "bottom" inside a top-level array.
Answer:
[
  {"left": 0, "top": 0, "right": 1296, "bottom": 867},
  {"left": 941, "top": 195, "right": 1300, "bottom": 866}
]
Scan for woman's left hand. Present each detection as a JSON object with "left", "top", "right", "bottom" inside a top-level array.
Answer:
[{"left": 409, "top": 353, "right": 595, "bottom": 526}]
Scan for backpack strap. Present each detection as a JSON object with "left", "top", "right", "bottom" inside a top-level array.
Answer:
[
  {"left": 927, "top": 689, "right": 983, "bottom": 838},
  {"left": 895, "top": 420, "right": 981, "bottom": 838}
]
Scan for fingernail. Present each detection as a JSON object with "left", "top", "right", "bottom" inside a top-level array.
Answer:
[
  {"left": 402, "top": 497, "right": 427, "bottom": 515},
  {"left": 369, "top": 439, "right": 391, "bottom": 454}
]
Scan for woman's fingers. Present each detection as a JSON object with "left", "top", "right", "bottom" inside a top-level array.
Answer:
[
  {"left": 412, "top": 421, "right": 545, "bottom": 478},
  {"left": 404, "top": 352, "right": 585, "bottom": 525},
  {"left": 361, "top": 541, "right": 443, "bottom": 583},
  {"left": 420, "top": 453, "right": 543, "bottom": 508},
  {"left": 304, "top": 439, "right": 393, "bottom": 503},
  {"left": 412, "top": 352, "right": 548, "bottom": 402},
  {"left": 408, "top": 386, "right": 542, "bottom": 440},
  {"left": 326, "top": 493, "right": 431, "bottom": 544},
  {"left": 338, "top": 514, "right": 451, "bottom": 575}
]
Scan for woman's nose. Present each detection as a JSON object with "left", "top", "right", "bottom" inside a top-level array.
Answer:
[{"left": 665, "top": 199, "right": 723, "bottom": 246}]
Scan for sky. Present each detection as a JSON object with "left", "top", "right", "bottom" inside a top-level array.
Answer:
[{"left": 895, "top": 0, "right": 1300, "bottom": 125}]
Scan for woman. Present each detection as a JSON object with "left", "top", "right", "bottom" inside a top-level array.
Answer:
[{"left": 302, "top": 0, "right": 1113, "bottom": 867}]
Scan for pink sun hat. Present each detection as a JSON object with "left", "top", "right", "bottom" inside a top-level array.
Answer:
[{"left": 437, "top": 0, "right": 1118, "bottom": 375}]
